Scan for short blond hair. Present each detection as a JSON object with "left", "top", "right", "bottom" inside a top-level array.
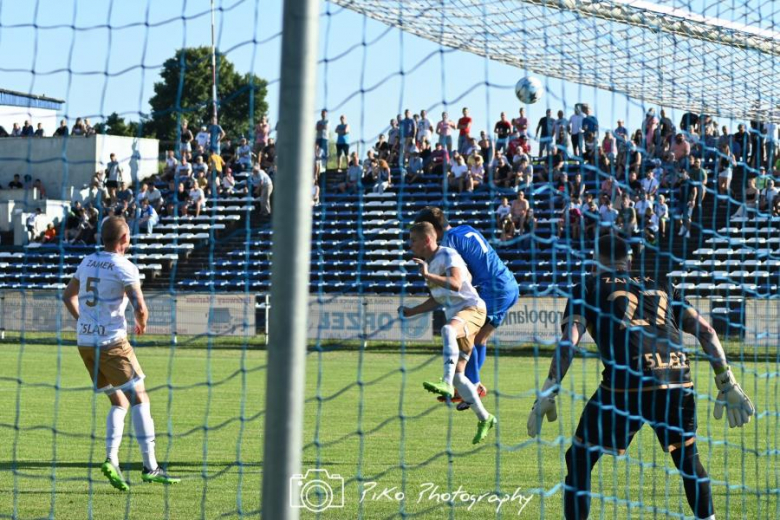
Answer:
[{"left": 410, "top": 221, "right": 436, "bottom": 240}]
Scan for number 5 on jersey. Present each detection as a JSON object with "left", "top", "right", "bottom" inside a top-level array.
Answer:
[{"left": 85, "top": 277, "right": 100, "bottom": 307}]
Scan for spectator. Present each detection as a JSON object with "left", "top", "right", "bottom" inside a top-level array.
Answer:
[
  {"left": 387, "top": 118, "right": 400, "bottom": 163},
  {"left": 554, "top": 172, "right": 569, "bottom": 194},
  {"left": 495, "top": 196, "right": 511, "bottom": 227},
  {"left": 190, "top": 124, "right": 207, "bottom": 151},
  {"left": 253, "top": 115, "right": 271, "bottom": 157},
  {"left": 209, "top": 146, "right": 226, "bottom": 176},
  {"left": 187, "top": 182, "right": 205, "bottom": 218},
  {"left": 34, "top": 123, "right": 44, "bottom": 137},
  {"left": 581, "top": 104, "right": 599, "bottom": 138},
  {"left": 493, "top": 155, "right": 512, "bottom": 188},
  {"left": 21, "top": 120, "right": 34, "bottom": 137},
  {"left": 569, "top": 172, "right": 585, "bottom": 199},
  {"left": 644, "top": 208, "right": 658, "bottom": 245},
  {"left": 42, "top": 222, "right": 57, "bottom": 244},
  {"left": 601, "top": 131, "right": 616, "bottom": 160},
  {"left": 733, "top": 177, "right": 759, "bottom": 220},
  {"left": 599, "top": 197, "right": 619, "bottom": 229},
  {"left": 33, "top": 178, "right": 47, "bottom": 199},
  {"left": 643, "top": 108, "right": 659, "bottom": 154},
  {"left": 626, "top": 171, "right": 642, "bottom": 195},
  {"left": 500, "top": 214, "right": 516, "bottom": 242},
  {"left": 163, "top": 150, "right": 178, "bottom": 179},
  {"left": 84, "top": 118, "right": 95, "bottom": 136},
  {"left": 135, "top": 182, "right": 149, "bottom": 206},
  {"left": 514, "top": 156, "right": 533, "bottom": 189},
  {"left": 406, "top": 150, "right": 424, "bottom": 185},
  {"left": 614, "top": 119, "right": 629, "bottom": 151},
  {"left": 641, "top": 169, "right": 660, "bottom": 197},
  {"left": 400, "top": 109, "right": 416, "bottom": 151},
  {"left": 558, "top": 196, "right": 582, "bottom": 240},
  {"left": 773, "top": 196, "right": 780, "bottom": 217},
  {"left": 448, "top": 155, "right": 469, "bottom": 193},
  {"left": 339, "top": 154, "right": 363, "bottom": 193},
  {"left": 456, "top": 107, "right": 472, "bottom": 155},
  {"left": 535, "top": 108, "right": 555, "bottom": 157},
  {"left": 11, "top": 123, "right": 21, "bottom": 137},
  {"left": 494, "top": 112, "right": 512, "bottom": 156},
  {"left": 417, "top": 110, "right": 433, "bottom": 147},
  {"left": 335, "top": 115, "right": 351, "bottom": 170},
  {"left": 54, "top": 119, "right": 69, "bottom": 137},
  {"left": 553, "top": 110, "right": 570, "bottom": 154},
  {"left": 418, "top": 138, "right": 432, "bottom": 170},
  {"left": 511, "top": 191, "right": 530, "bottom": 232},
  {"left": 135, "top": 198, "right": 157, "bottom": 234},
  {"left": 465, "top": 154, "right": 484, "bottom": 192},
  {"left": 760, "top": 179, "right": 778, "bottom": 213},
  {"left": 676, "top": 171, "right": 698, "bottom": 238},
  {"left": 26, "top": 208, "right": 44, "bottom": 242},
  {"left": 671, "top": 133, "right": 691, "bottom": 168},
  {"left": 315, "top": 109, "right": 329, "bottom": 164},
  {"left": 102, "top": 153, "right": 123, "bottom": 199},
  {"left": 71, "top": 117, "right": 86, "bottom": 136},
  {"left": 600, "top": 175, "right": 621, "bottom": 202},
  {"left": 176, "top": 155, "right": 193, "bottom": 183},
  {"left": 733, "top": 123, "right": 750, "bottom": 164},
  {"left": 436, "top": 112, "right": 456, "bottom": 153},
  {"left": 235, "top": 138, "right": 253, "bottom": 172},
  {"left": 716, "top": 125, "right": 731, "bottom": 152},
  {"left": 508, "top": 133, "right": 532, "bottom": 164},
  {"left": 429, "top": 142, "right": 450, "bottom": 176},
  {"left": 116, "top": 182, "right": 134, "bottom": 206},
  {"left": 369, "top": 159, "right": 390, "bottom": 195},
  {"left": 659, "top": 109, "right": 675, "bottom": 145},
  {"left": 635, "top": 191, "right": 653, "bottom": 222},
  {"left": 569, "top": 105, "right": 584, "bottom": 156},
  {"left": 208, "top": 116, "right": 226, "bottom": 155},
  {"left": 716, "top": 142, "right": 736, "bottom": 195},
  {"left": 654, "top": 194, "right": 669, "bottom": 238},
  {"left": 688, "top": 156, "right": 708, "bottom": 204},
  {"left": 512, "top": 107, "right": 529, "bottom": 137},
  {"left": 8, "top": 174, "right": 23, "bottom": 189},
  {"left": 582, "top": 201, "right": 600, "bottom": 240},
  {"left": 478, "top": 131, "right": 492, "bottom": 165}
]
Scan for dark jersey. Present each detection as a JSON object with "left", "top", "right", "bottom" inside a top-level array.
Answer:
[{"left": 562, "top": 272, "right": 692, "bottom": 391}]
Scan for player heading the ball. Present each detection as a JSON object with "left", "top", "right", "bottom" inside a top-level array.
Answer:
[
  {"left": 399, "top": 221, "right": 497, "bottom": 445},
  {"left": 527, "top": 233, "right": 754, "bottom": 520},
  {"left": 62, "top": 216, "right": 180, "bottom": 490}
]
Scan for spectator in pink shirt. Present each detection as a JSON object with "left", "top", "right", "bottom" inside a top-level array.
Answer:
[
  {"left": 601, "top": 131, "right": 616, "bottom": 160},
  {"left": 436, "top": 112, "right": 456, "bottom": 153},
  {"left": 254, "top": 116, "right": 270, "bottom": 157},
  {"left": 512, "top": 107, "right": 529, "bottom": 137},
  {"left": 671, "top": 133, "right": 691, "bottom": 168}
]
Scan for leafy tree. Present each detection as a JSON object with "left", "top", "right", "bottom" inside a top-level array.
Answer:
[
  {"left": 147, "top": 46, "right": 268, "bottom": 143},
  {"left": 93, "top": 112, "right": 154, "bottom": 138}
]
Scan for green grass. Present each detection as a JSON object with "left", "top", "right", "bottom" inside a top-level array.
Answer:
[{"left": 1, "top": 336, "right": 778, "bottom": 519}]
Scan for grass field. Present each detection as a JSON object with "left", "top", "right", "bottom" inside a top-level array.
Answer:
[{"left": 1, "top": 334, "right": 778, "bottom": 519}]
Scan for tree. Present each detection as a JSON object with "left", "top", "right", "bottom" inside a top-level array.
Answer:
[
  {"left": 147, "top": 47, "right": 268, "bottom": 143},
  {"left": 93, "top": 112, "right": 154, "bottom": 138}
]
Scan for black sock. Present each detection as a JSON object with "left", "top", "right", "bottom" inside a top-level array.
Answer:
[
  {"left": 670, "top": 442, "right": 713, "bottom": 519},
  {"left": 564, "top": 442, "right": 602, "bottom": 520}
]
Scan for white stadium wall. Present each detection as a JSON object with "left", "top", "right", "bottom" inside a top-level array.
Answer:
[{"left": 0, "top": 134, "right": 159, "bottom": 197}]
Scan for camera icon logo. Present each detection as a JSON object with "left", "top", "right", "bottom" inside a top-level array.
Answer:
[{"left": 290, "top": 468, "right": 345, "bottom": 512}]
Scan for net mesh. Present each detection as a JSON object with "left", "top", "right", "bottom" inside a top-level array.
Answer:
[{"left": 0, "top": 0, "right": 779, "bottom": 519}]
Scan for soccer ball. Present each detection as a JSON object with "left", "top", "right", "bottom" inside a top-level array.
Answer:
[{"left": 515, "top": 76, "right": 543, "bottom": 104}]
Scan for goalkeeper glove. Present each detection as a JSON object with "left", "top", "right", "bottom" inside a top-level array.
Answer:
[
  {"left": 713, "top": 367, "right": 755, "bottom": 428},
  {"left": 527, "top": 377, "right": 558, "bottom": 437}
]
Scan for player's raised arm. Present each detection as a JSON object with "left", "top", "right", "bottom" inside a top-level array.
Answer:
[
  {"left": 125, "top": 283, "right": 148, "bottom": 336},
  {"left": 62, "top": 277, "right": 80, "bottom": 321},
  {"left": 680, "top": 305, "right": 755, "bottom": 428}
]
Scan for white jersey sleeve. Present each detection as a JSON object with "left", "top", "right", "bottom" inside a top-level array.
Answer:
[{"left": 76, "top": 252, "right": 141, "bottom": 347}]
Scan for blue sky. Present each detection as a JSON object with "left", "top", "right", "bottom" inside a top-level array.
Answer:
[{"left": 0, "top": 0, "right": 772, "bottom": 146}]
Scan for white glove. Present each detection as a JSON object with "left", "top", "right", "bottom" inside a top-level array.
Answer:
[
  {"left": 527, "top": 378, "right": 559, "bottom": 437},
  {"left": 713, "top": 368, "right": 755, "bottom": 428}
]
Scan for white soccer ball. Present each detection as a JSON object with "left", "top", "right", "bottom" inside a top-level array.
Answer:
[{"left": 515, "top": 76, "right": 543, "bottom": 104}]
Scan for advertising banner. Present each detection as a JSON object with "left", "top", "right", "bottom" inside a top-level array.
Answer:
[{"left": 308, "top": 295, "right": 432, "bottom": 342}]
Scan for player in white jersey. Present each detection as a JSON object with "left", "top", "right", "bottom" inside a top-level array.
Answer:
[
  {"left": 399, "top": 222, "right": 497, "bottom": 444},
  {"left": 62, "top": 217, "right": 180, "bottom": 490}
]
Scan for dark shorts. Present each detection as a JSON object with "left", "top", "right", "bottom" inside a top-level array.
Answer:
[
  {"left": 336, "top": 143, "right": 349, "bottom": 157},
  {"left": 482, "top": 284, "right": 520, "bottom": 328},
  {"left": 106, "top": 180, "right": 119, "bottom": 189},
  {"left": 574, "top": 385, "right": 697, "bottom": 454}
]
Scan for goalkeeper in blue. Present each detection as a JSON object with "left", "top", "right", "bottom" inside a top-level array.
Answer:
[
  {"left": 415, "top": 206, "right": 519, "bottom": 410},
  {"left": 527, "top": 234, "right": 754, "bottom": 520},
  {"left": 399, "top": 222, "right": 497, "bottom": 444}
]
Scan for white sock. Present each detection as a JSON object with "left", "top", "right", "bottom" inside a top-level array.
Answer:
[
  {"left": 441, "top": 325, "right": 459, "bottom": 386},
  {"left": 131, "top": 403, "right": 158, "bottom": 471},
  {"left": 453, "top": 373, "right": 490, "bottom": 420},
  {"left": 106, "top": 406, "right": 127, "bottom": 466}
]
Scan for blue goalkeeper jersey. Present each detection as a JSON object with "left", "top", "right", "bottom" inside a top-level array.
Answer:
[{"left": 441, "top": 225, "right": 517, "bottom": 300}]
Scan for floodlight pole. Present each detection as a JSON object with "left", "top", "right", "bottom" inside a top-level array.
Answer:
[{"left": 262, "top": 0, "right": 319, "bottom": 519}]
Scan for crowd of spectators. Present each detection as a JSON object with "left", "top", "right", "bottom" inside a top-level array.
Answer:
[{"left": 323, "top": 102, "right": 780, "bottom": 242}]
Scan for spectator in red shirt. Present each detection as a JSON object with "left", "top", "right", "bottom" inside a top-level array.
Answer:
[{"left": 457, "top": 107, "right": 472, "bottom": 155}]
